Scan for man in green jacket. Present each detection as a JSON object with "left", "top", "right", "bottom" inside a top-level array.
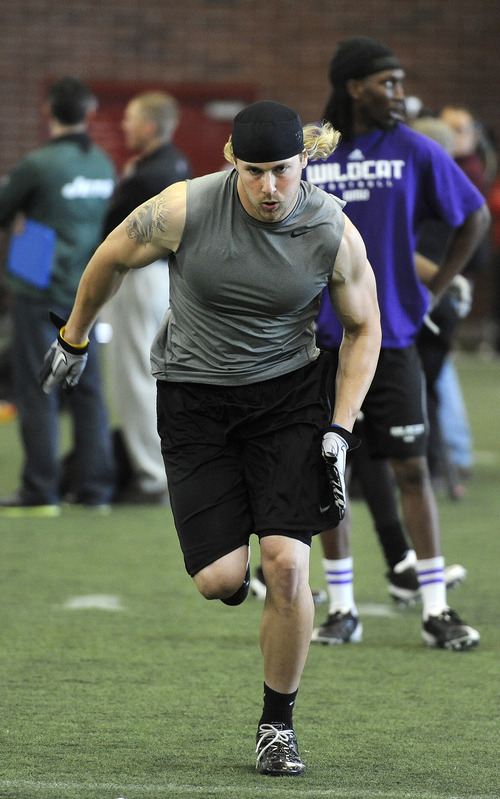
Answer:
[{"left": 0, "top": 77, "right": 116, "bottom": 515}]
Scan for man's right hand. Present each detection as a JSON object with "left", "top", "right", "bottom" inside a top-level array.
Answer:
[{"left": 39, "top": 312, "right": 89, "bottom": 394}]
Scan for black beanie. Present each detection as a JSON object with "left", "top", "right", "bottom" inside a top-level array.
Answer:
[
  {"left": 329, "top": 36, "right": 401, "bottom": 87},
  {"left": 231, "top": 101, "right": 304, "bottom": 162}
]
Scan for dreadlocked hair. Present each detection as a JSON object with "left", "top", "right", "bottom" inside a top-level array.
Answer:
[{"left": 323, "top": 88, "right": 353, "bottom": 141}]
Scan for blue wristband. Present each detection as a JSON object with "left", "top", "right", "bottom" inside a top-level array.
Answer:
[{"left": 326, "top": 424, "right": 361, "bottom": 451}]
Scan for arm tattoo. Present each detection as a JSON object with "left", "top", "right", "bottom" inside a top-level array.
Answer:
[
  {"left": 126, "top": 201, "right": 155, "bottom": 244},
  {"left": 126, "top": 195, "right": 169, "bottom": 245}
]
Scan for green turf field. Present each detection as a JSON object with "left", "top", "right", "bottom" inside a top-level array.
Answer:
[{"left": 0, "top": 355, "right": 499, "bottom": 799}]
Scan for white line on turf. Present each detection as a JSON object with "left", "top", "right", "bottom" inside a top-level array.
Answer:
[
  {"left": 0, "top": 781, "right": 497, "bottom": 799},
  {"left": 357, "top": 602, "right": 398, "bottom": 617},
  {"left": 62, "top": 594, "right": 125, "bottom": 611}
]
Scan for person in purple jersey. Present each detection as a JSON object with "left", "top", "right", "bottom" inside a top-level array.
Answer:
[{"left": 305, "top": 36, "right": 490, "bottom": 650}]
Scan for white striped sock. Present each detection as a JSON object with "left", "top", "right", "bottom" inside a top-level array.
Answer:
[
  {"left": 417, "top": 556, "right": 446, "bottom": 619},
  {"left": 322, "top": 556, "right": 356, "bottom": 615}
]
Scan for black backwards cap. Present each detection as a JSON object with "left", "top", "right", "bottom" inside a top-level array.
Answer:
[
  {"left": 329, "top": 36, "right": 401, "bottom": 87},
  {"left": 231, "top": 101, "right": 304, "bottom": 162}
]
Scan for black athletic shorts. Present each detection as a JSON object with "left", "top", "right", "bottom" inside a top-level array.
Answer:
[
  {"left": 156, "top": 354, "right": 339, "bottom": 576},
  {"left": 324, "top": 344, "right": 429, "bottom": 460}
]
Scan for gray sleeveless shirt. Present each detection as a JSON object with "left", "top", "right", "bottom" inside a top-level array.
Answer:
[{"left": 151, "top": 169, "right": 345, "bottom": 385}]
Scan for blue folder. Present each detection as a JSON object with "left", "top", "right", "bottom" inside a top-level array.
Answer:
[{"left": 7, "top": 219, "right": 56, "bottom": 289}]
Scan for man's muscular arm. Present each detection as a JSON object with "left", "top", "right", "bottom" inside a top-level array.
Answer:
[
  {"left": 328, "top": 216, "right": 381, "bottom": 432},
  {"left": 125, "top": 189, "right": 176, "bottom": 245},
  {"left": 40, "top": 183, "right": 187, "bottom": 393},
  {"left": 320, "top": 216, "right": 380, "bottom": 519},
  {"left": 63, "top": 182, "right": 186, "bottom": 344}
]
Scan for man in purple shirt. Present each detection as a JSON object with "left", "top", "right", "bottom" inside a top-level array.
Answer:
[{"left": 307, "top": 36, "right": 490, "bottom": 650}]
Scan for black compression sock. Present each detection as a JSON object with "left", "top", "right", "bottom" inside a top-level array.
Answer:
[{"left": 258, "top": 683, "right": 298, "bottom": 729}]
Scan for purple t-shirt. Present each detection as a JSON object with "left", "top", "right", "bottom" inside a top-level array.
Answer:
[{"left": 304, "top": 123, "right": 484, "bottom": 348}]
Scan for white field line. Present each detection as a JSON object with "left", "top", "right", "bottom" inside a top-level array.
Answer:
[
  {"left": 0, "top": 780, "right": 497, "bottom": 799},
  {"left": 356, "top": 602, "right": 398, "bottom": 617},
  {"left": 62, "top": 594, "right": 126, "bottom": 611}
]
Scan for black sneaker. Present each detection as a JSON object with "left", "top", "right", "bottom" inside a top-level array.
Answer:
[
  {"left": 0, "top": 489, "right": 60, "bottom": 518},
  {"left": 387, "top": 550, "right": 420, "bottom": 606},
  {"left": 311, "top": 610, "right": 363, "bottom": 644},
  {"left": 388, "top": 551, "right": 467, "bottom": 606},
  {"left": 221, "top": 565, "right": 250, "bottom": 606},
  {"left": 251, "top": 566, "right": 327, "bottom": 605},
  {"left": 422, "top": 608, "right": 480, "bottom": 651},
  {"left": 256, "top": 723, "right": 305, "bottom": 776}
]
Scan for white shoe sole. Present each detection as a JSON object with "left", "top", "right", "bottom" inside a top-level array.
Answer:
[{"left": 421, "top": 625, "right": 479, "bottom": 651}]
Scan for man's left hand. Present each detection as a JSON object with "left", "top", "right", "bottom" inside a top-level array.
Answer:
[{"left": 322, "top": 425, "right": 360, "bottom": 520}]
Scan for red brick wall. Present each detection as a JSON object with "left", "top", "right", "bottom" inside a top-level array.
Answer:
[
  {"left": 1, "top": 0, "right": 499, "bottom": 320},
  {"left": 1, "top": 0, "right": 498, "bottom": 174}
]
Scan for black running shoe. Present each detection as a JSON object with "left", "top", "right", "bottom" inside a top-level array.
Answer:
[
  {"left": 422, "top": 608, "right": 479, "bottom": 651},
  {"left": 387, "top": 550, "right": 420, "bottom": 606},
  {"left": 388, "top": 551, "right": 467, "bottom": 607},
  {"left": 221, "top": 565, "right": 250, "bottom": 606},
  {"left": 256, "top": 723, "right": 305, "bottom": 776},
  {"left": 311, "top": 610, "right": 363, "bottom": 644}
]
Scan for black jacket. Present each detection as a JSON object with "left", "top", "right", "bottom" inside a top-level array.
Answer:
[{"left": 103, "top": 142, "right": 192, "bottom": 237}]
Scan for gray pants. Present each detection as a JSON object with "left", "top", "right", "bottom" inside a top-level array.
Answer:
[{"left": 105, "top": 261, "right": 170, "bottom": 493}]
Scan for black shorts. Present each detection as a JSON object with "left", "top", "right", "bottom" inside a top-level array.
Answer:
[
  {"left": 324, "top": 344, "right": 428, "bottom": 460},
  {"left": 156, "top": 355, "right": 339, "bottom": 576}
]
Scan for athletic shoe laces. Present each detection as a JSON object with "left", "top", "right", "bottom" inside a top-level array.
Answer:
[{"left": 256, "top": 723, "right": 296, "bottom": 764}]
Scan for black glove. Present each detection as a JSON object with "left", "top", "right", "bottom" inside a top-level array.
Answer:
[
  {"left": 322, "top": 424, "right": 360, "bottom": 520},
  {"left": 39, "top": 312, "right": 89, "bottom": 394}
]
